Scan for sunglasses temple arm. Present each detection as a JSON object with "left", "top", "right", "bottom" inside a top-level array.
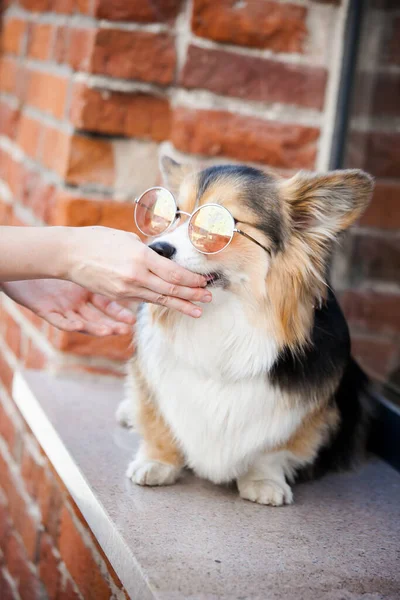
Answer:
[{"left": 236, "top": 229, "right": 271, "bottom": 255}]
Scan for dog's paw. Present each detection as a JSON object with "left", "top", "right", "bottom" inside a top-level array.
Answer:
[
  {"left": 116, "top": 399, "right": 135, "bottom": 429},
  {"left": 238, "top": 479, "right": 293, "bottom": 506},
  {"left": 126, "top": 458, "right": 181, "bottom": 486}
]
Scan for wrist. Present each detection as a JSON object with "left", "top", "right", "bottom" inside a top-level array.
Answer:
[{"left": 52, "top": 227, "right": 81, "bottom": 281}]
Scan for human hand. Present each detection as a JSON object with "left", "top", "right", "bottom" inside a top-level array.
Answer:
[
  {"left": 64, "top": 227, "right": 211, "bottom": 318},
  {"left": 2, "top": 279, "right": 135, "bottom": 336}
]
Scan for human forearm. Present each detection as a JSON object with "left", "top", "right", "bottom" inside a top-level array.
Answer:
[
  {"left": 0, "top": 226, "right": 71, "bottom": 282},
  {"left": 0, "top": 225, "right": 210, "bottom": 317}
]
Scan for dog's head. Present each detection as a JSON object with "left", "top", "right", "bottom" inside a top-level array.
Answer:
[{"left": 151, "top": 156, "right": 373, "bottom": 350}]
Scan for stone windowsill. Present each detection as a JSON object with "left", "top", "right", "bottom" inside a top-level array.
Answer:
[{"left": 12, "top": 370, "right": 400, "bottom": 600}]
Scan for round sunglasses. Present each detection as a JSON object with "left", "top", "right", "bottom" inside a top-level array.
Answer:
[{"left": 134, "top": 187, "right": 270, "bottom": 255}]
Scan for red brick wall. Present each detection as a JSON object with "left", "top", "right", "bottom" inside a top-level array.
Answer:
[
  {"left": 0, "top": 378, "right": 128, "bottom": 599},
  {"left": 4, "top": 0, "right": 397, "bottom": 597},
  {"left": 0, "top": 0, "right": 344, "bottom": 379}
]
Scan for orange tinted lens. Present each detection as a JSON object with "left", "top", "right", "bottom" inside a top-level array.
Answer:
[
  {"left": 189, "top": 205, "right": 233, "bottom": 253},
  {"left": 135, "top": 188, "right": 176, "bottom": 236}
]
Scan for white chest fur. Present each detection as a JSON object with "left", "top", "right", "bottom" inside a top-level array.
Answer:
[{"left": 136, "top": 293, "right": 305, "bottom": 484}]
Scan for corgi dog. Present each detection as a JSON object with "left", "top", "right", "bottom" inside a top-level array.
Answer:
[{"left": 117, "top": 158, "right": 374, "bottom": 506}]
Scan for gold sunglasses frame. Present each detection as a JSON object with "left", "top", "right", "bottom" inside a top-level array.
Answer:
[{"left": 134, "top": 186, "right": 271, "bottom": 256}]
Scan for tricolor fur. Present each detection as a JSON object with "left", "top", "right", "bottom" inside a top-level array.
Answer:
[{"left": 117, "top": 159, "right": 374, "bottom": 506}]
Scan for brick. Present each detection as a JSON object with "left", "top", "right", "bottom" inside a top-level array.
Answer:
[
  {"left": 0, "top": 200, "right": 12, "bottom": 225},
  {"left": 39, "top": 533, "right": 60, "bottom": 599},
  {"left": 53, "top": 330, "right": 133, "bottom": 360},
  {"left": 0, "top": 149, "right": 9, "bottom": 181},
  {"left": 53, "top": 0, "right": 74, "bottom": 13},
  {"left": 192, "top": 0, "right": 307, "bottom": 52},
  {"left": 37, "top": 469, "right": 63, "bottom": 540},
  {"left": 5, "top": 313, "right": 22, "bottom": 358},
  {"left": 99, "top": 201, "right": 139, "bottom": 233},
  {"left": 6, "top": 158, "right": 26, "bottom": 203},
  {"left": 70, "top": 83, "right": 171, "bottom": 141},
  {"left": 68, "top": 27, "right": 95, "bottom": 71},
  {"left": 0, "top": 56, "right": 18, "bottom": 94},
  {"left": 370, "top": 72, "right": 400, "bottom": 118},
  {"left": 24, "top": 340, "right": 48, "bottom": 370},
  {"left": 66, "top": 135, "right": 115, "bottom": 186},
  {"left": 48, "top": 193, "right": 139, "bottom": 235},
  {"left": 88, "top": 0, "right": 182, "bottom": 21},
  {"left": 26, "top": 70, "right": 68, "bottom": 120},
  {"left": 340, "top": 290, "right": 400, "bottom": 337},
  {"left": 346, "top": 131, "right": 400, "bottom": 178},
  {"left": 15, "top": 64, "right": 30, "bottom": 105},
  {"left": 26, "top": 23, "right": 54, "bottom": 60},
  {"left": 351, "top": 335, "right": 398, "bottom": 383},
  {"left": 48, "top": 194, "right": 101, "bottom": 226},
  {"left": 0, "top": 401, "right": 16, "bottom": 455},
  {"left": 21, "top": 446, "right": 44, "bottom": 500},
  {"left": 8, "top": 212, "right": 27, "bottom": 227},
  {"left": 0, "top": 100, "right": 19, "bottom": 139},
  {"left": 19, "top": 0, "right": 50, "bottom": 10},
  {"left": 0, "top": 454, "right": 38, "bottom": 561},
  {"left": 0, "top": 495, "right": 13, "bottom": 547},
  {"left": 20, "top": 168, "right": 56, "bottom": 223},
  {"left": 171, "top": 107, "right": 319, "bottom": 168},
  {"left": 58, "top": 506, "right": 112, "bottom": 600},
  {"left": 352, "top": 70, "right": 400, "bottom": 119},
  {"left": 0, "top": 351, "right": 14, "bottom": 394},
  {"left": 349, "top": 234, "right": 400, "bottom": 285},
  {"left": 90, "top": 29, "right": 176, "bottom": 84},
  {"left": 16, "top": 113, "right": 42, "bottom": 160},
  {"left": 5, "top": 533, "right": 44, "bottom": 600},
  {"left": 360, "top": 181, "right": 400, "bottom": 230},
  {"left": 53, "top": 25, "right": 69, "bottom": 63},
  {"left": 385, "top": 16, "right": 400, "bottom": 66},
  {"left": 67, "top": 496, "right": 124, "bottom": 591},
  {"left": 1, "top": 18, "right": 27, "bottom": 55},
  {"left": 181, "top": 45, "right": 327, "bottom": 109},
  {"left": 58, "top": 577, "right": 81, "bottom": 600},
  {"left": 41, "top": 126, "right": 71, "bottom": 176},
  {"left": 0, "top": 568, "right": 16, "bottom": 600}
]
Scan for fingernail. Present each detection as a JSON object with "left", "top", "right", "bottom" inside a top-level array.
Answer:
[
  {"left": 202, "top": 294, "right": 212, "bottom": 303},
  {"left": 191, "top": 308, "right": 202, "bottom": 318}
]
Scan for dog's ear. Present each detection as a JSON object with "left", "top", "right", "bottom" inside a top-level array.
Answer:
[
  {"left": 280, "top": 169, "right": 374, "bottom": 241},
  {"left": 159, "top": 155, "right": 189, "bottom": 195}
]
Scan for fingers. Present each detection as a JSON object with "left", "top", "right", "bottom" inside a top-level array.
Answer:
[
  {"left": 91, "top": 295, "right": 136, "bottom": 325},
  {"left": 145, "top": 248, "right": 207, "bottom": 288},
  {"left": 74, "top": 304, "right": 132, "bottom": 335},
  {"left": 144, "top": 273, "right": 212, "bottom": 304},
  {"left": 139, "top": 289, "right": 203, "bottom": 318},
  {"left": 63, "top": 309, "right": 113, "bottom": 336}
]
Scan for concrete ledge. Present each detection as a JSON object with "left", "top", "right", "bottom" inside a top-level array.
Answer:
[{"left": 12, "top": 370, "right": 400, "bottom": 600}]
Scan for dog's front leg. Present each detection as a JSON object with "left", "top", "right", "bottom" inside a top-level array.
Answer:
[
  {"left": 237, "top": 451, "right": 293, "bottom": 506},
  {"left": 126, "top": 378, "right": 183, "bottom": 486},
  {"left": 127, "top": 397, "right": 183, "bottom": 486}
]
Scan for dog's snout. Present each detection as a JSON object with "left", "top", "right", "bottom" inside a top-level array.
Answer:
[{"left": 149, "top": 241, "right": 176, "bottom": 260}]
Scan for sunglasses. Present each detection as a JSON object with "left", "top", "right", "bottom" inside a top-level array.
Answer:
[{"left": 134, "top": 187, "right": 270, "bottom": 255}]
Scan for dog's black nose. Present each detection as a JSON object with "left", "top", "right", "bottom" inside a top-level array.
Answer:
[{"left": 149, "top": 241, "right": 176, "bottom": 260}]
